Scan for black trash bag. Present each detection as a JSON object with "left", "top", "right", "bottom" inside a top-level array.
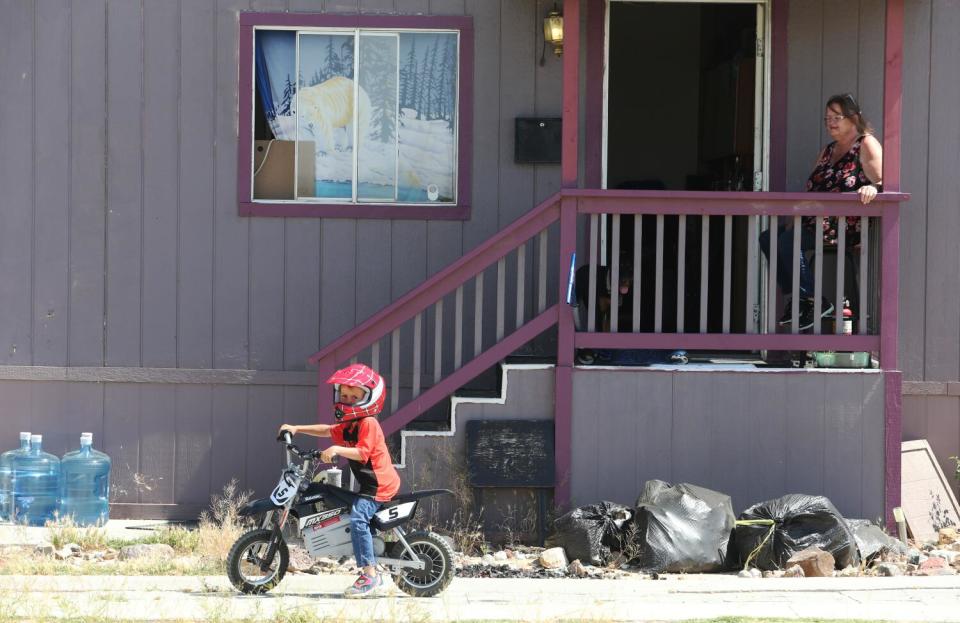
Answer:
[
  {"left": 626, "top": 480, "right": 736, "bottom": 573},
  {"left": 846, "top": 519, "right": 908, "bottom": 562},
  {"left": 545, "top": 501, "right": 632, "bottom": 566},
  {"left": 735, "top": 494, "right": 860, "bottom": 570}
]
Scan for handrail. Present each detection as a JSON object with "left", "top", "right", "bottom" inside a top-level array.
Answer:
[{"left": 307, "top": 192, "right": 562, "bottom": 366}]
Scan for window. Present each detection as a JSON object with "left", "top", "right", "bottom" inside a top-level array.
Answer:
[{"left": 238, "top": 14, "right": 473, "bottom": 218}]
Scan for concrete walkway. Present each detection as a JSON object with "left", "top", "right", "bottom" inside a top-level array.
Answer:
[{"left": 1, "top": 573, "right": 959, "bottom": 622}]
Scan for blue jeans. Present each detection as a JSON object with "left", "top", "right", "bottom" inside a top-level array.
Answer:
[
  {"left": 349, "top": 496, "right": 382, "bottom": 568},
  {"left": 759, "top": 225, "right": 816, "bottom": 298}
]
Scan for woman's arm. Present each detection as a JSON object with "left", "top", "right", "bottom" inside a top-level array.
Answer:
[
  {"left": 860, "top": 134, "right": 883, "bottom": 184},
  {"left": 857, "top": 134, "right": 883, "bottom": 204},
  {"left": 278, "top": 423, "right": 333, "bottom": 438}
]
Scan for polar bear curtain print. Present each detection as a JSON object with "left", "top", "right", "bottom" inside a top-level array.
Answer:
[{"left": 254, "top": 27, "right": 458, "bottom": 205}]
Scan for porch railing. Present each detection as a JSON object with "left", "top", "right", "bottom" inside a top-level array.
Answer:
[
  {"left": 309, "top": 189, "right": 904, "bottom": 438},
  {"left": 308, "top": 193, "right": 563, "bottom": 437},
  {"left": 567, "top": 190, "right": 904, "bottom": 367}
]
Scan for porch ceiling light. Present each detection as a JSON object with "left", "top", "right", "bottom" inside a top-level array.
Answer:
[{"left": 544, "top": 6, "right": 564, "bottom": 57}]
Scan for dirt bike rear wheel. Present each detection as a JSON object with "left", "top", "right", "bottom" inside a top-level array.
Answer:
[
  {"left": 226, "top": 528, "right": 289, "bottom": 594},
  {"left": 391, "top": 531, "right": 455, "bottom": 597}
]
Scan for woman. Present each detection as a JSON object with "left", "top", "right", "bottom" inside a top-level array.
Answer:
[{"left": 760, "top": 93, "right": 883, "bottom": 330}]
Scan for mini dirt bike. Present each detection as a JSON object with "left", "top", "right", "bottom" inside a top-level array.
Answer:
[{"left": 226, "top": 432, "right": 455, "bottom": 597}]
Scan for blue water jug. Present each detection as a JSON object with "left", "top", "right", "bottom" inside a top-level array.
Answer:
[
  {"left": 60, "top": 433, "right": 111, "bottom": 526},
  {"left": 12, "top": 434, "right": 61, "bottom": 526},
  {"left": 0, "top": 432, "right": 31, "bottom": 522}
]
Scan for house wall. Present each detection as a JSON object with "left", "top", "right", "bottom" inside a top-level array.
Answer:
[
  {"left": 0, "top": 0, "right": 562, "bottom": 516},
  {"left": 785, "top": 0, "right": 960, "bottom": 498},
  {"left": 570, "top": 368, "right": 887, "bottom": 520}
]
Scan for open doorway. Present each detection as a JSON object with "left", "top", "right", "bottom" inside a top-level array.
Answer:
[
  {"left": 600, "top": 1, "right": 766, "bottom": 335},
  {"left": 605, "top": 1, "right": 762, "bottom": 192}
]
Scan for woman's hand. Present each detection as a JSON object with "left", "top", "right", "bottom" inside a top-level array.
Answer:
[
  {"left": 278, "top": 424, "right": 299, "bottom": 437},
  {"left": 320, "top": 446, "right": 340, "bottom": 463},
  {"left": 858, "top": 184, "right": 879, "bottom": 204}
]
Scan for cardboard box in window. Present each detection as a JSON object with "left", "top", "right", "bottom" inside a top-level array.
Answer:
[{"left": 253, "top": 140, "right": 315, "bottom": 200}]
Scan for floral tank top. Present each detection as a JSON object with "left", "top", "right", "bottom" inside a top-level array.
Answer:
[{"left": 805, "top": 135, "right": 872, "bottom": 247}]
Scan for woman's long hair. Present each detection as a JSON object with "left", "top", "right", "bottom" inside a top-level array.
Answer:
[{"left": 826, "top": 93, "right": 873, "bottom": 135}]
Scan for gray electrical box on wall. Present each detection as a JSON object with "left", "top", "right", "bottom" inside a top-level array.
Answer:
[{"left": 514, "top": 117, "right": 562, "bottom": 164}]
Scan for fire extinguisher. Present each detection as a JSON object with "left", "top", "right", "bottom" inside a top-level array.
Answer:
[{"left": 842, "top": 299, "right": 854, "bottom": 335}]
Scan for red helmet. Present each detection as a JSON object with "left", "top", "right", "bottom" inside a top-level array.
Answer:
[{"left": 326, "top": 364, "right": 386, "bottom": 422}]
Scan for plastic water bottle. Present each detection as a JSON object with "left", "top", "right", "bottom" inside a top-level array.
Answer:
[
  {"left": 12, "top": 434, "right": 61, "bottom": 526},
  {"left": 60, "top": 433, "right": 111, "bottom": 526},
  {"left": 0, "top": 432, "right": 31, "bottom": 522}
]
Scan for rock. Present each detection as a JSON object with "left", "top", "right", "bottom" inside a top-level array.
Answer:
[
  {"left": 875, "top": 562, "right": 902, "bottom": 576},
  {"left": 65, "top": 543, "right": 81, "bottom": 554},
  {"left": 481, "top": 554, "right": 495, "bottom": 565},
  {"left": 493, "top": 551, "right": 508, "bottom": 561},
  {"left": 762, "top": 570, "right": 776, "bottom": 578},
  {"left": 938, "top": 527, "right": 959, "bottom": 546},
  {"left": 737, "top": 568, "right": 761, "bottom": 578},
  {"left": 34, "top": 542, "right": 55, "bottom": 557},
  {"left": 54, "top": 548, "right": 75, "bottom": 560},
  {"left": 785, "top": 547, "right": 835, "bottom": 578},
  {"left": 102, "top": 549, "right": 118, "bottom": 561},
  {"left": 907, "top": 549, "right": 922, "bottom": 565},
  {"left": 568, "top": 559, "right": 588, "bottom": 577},
  {"left": 118, "top": 543, "right": 175, "bottom": 561},
  {"left": 538, "top": 547, "right": 568, "bottom": 570},
  {"left": 928, "top": 549, "right": 960, "bottom": 565},
  {"left": 504, "top": 549, "right": 515, "bottom": 559},
  {"left": 918, "top": 556, "right": 947, "bottom": 572},
  {"left": 838, "top": 565, "right": 860, "bottom": 577},
  {"left": 782, "top": 565, "right": 805, "bottom": 578},
  {"left": 287, "top": 546, "right": 314, "bottom": 573}
]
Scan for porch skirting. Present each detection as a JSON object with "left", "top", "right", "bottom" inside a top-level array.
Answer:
[{"left": 570, "top": 367, "right": 886, "bottom": 521}]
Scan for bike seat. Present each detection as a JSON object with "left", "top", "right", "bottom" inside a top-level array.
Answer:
[{"left": 381, "top": 489, "right": 453, "bottom": 507}]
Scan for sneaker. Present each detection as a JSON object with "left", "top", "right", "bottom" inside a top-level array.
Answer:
[
  {"left": 344, "top": 572, "right": 383, "bottom": 598},
  {"left": 777, "top": 297, "right": 794, "bottom": 326},
  {"left": 780, "top": 297, "right": 835, "bottom": 329}
]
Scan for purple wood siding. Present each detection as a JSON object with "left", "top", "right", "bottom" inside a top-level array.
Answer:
[{"left": 570, "top": 369, "right": 887, "bottom": 520}]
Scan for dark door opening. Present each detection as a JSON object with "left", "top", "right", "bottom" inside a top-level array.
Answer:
[{"left": 603, "top": 2, "right": 760, "bottom": 335}]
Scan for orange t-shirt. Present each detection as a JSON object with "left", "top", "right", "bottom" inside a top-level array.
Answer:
[{"left": 330, "top": 417, "right": 400, "bottom": 502}]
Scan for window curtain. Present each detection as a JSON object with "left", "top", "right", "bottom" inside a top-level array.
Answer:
[{"left": 255, "top": 30, "right": 296, "bottom": 141}]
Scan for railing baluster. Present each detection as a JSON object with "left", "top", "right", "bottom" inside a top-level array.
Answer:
[
  {"left": 835, "top": 217, "right": 846, "bottom": 335},
  {"left": 791, "top": 216, "right": 801, "bottom": 335},
  {"left": 655, "top": 214, "right": 664, "bottom": 333},
  {"left": 723, "top": 214, "right": 732, "bottom": 334},
  {"left": 412, "top": 313, "right": 422, "bottom": 398},
  {"left": 433, "top": 300, "right": 443, "bottom": 384},
  {"left": 538, "top": 230, "right": 548, "bottom": 314},
  {"left": 859, "top": 216, "right": 869, "bottom": 334},
  {"left": 474, "top": 273, "right": 483, "bottom": 357},
  {"left": 746, "top": 215, "right": 758, "bottom": 334},
  {"left": 391, "top": 328, "right": 400, "bottom": 413},
  {"left": 455, "top": 285, "right": 463, "bottom": 369},
  {"left": 676, "top": 215, "right": 686, "bottom": 333},
  {"left": 611, "top": 214, "right": 621, "bottom": 333},
  {"left": 516, "top": 242, "right": 526, "bottom": 330},
  {"left": 767, "top": 215, "right": 778, "bottom": 333},
  {"left": 700, "top": 215, "right": 709, "bottom": 334},
  {"left": 633, "top": 215, "right": 642, "bottom": 333},
  {"left": 496, "top": 257, "right": 506, "bottom": 341},
  {"left": 814, "top": 217, "right": 824, "bottom": 334},
  {"left": 587, "top": 214, "right": 599, "bottom": 332}
]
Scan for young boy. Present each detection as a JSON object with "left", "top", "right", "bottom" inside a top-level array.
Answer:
[{"left": 278, "top": 363, "right": 400, "bottom": 598}]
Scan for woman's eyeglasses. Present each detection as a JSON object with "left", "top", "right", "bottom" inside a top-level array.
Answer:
[{"left": 824, "top": 115, "right": 846, "bottom": 124}]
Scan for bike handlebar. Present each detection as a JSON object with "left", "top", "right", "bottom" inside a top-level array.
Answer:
[{"left": 276, "top": 431, "right": 330, "bottom": 462}]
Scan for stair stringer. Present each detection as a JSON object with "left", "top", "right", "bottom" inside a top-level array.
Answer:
[{"left": 394, "top": 364, "right": 555, "bottom": 492}]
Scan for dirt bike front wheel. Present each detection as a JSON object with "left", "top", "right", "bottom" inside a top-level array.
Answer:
[
  {"left": 391, "top": 531, "right": 455, "bottom": 597},
  {"left": 226, "top": 528, "right": 289, "bottom": 594}
]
